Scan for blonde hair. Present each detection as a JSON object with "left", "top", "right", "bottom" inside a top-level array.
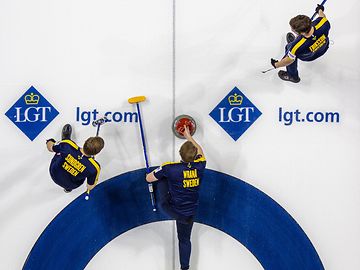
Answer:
[{"left": 179, "top": 141, "right": 197, "bottom": 162}]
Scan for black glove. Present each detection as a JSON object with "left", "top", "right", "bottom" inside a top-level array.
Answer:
[
  {"left": 271, "top": 58, "right": 278, "bottom": 69},
  {"left": 46, "top": 138, "right": 56, "bottom": 144},
  {"left": 315, "top": 4, "right": 324, "bottom": 13}
]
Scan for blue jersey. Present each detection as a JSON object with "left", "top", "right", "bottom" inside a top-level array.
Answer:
[
  {"left": 288, "top": 17, "right": 331, "bottom": 60},
  {"left": 154, "top": 155, "right": 206, "bottom": 217},
  {"left": 49, "top": 140, "right": 100, "bottom": 189}
]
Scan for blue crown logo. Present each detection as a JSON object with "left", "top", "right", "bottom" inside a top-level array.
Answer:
[
  {"left": 5, "top": 86, "right": 59, "bottom": 141},
  {"left": 209, "top": 87, "right": 262, "bottom": 141}
]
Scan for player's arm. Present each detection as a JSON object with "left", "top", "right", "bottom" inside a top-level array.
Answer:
[
  {"left": 318, "top": 10, "right": 326, "bottom": 18},
  {"left": 86, "top": 176, "right": 97, "bottom": 192},
  {"left": 146, "top": 164, "right": 167, "bottom": 183},
  {"left": 87, "top": 182, "right": 96, "bottom": 191},
  {"left": 183, "top": 126, "right": 205, "bottom": 159},
  {"left": 87, "top": 160, "right": 100, "bottom": 191},
  {"left": 273, "top": 56, "right": 295, "bottom": 68},
  {"left": 46, "top": 139, "right": 56, "bottom": 152},
  {"left": 315, "top": 4, "right": 326, "bottom": 18}
]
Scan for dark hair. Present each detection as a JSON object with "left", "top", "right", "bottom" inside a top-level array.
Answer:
[
  {"left": 289, "top": 15, "right": 312, "bottom": 34},
  {"left": 83, "top": 136, "right": 104, "bottom": 156},
  {"left": 179, "top": 141, "right": 197, "bottom": 163}
]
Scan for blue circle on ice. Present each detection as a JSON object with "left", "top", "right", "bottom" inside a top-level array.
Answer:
[{"left": 23, "top": 168, "right": 324, "bottom": 270}]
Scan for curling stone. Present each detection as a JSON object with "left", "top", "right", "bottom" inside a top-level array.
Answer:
[{"left": 172, "top": 115, "right": 196, "bottom": 139}]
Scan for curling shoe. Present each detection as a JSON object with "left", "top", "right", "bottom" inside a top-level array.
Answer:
[
  {"left": 278, "top": 70, "right": 300, "bottom": 83},
  {"left": 61, "top": 124, "right": 72, "bottom": 140},
  {"left": 63, "top": 188, "right": 72, "bottom": 193},
  {"left": 286, "top": 32, "right": 295, "bottom": 43}
]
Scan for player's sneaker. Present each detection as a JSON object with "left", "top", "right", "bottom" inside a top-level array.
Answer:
[
  {"left": 286, "top": 32, "right": 295, "bottom": 43},
  {"left": 278, "top": 70, "right": 300, "bottom": 83},
  {"left": 61, "top": 124, "right": 72, "bottom": 140}
]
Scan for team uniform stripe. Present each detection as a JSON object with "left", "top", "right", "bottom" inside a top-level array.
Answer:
[
  {"left": 162, "top": 157, "right": 205, "bottom": 167},
  {"left": 290, "top": 37, "right": 307, "bottom": 56},
  {"left": 162, "top": 161, "right": 181, "bottom": 166},
  {"left": 194, "top": 157, "right": 206, "bottom": 162},
  {"left": 88, "top": 158, "right": 101, "bottom": 184},
  {"left": 315, "top": 17, "right": 328, "bottom": 30},
  {"left": 60, "top": 140, "right": 79, "bottom": 150}
]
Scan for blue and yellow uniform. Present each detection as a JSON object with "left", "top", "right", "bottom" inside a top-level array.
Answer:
[
  {"left": 154, "top": 155, "right": 206, "bottom": 218},
  {"left": 49, "top": 140, "right": 100, "bottom": 190},
  {"left": 153, "top": 155, "right": 206, "bottom": 270},
  {"left": 286, "top": 17, "right": 331, "bottom": 79}
]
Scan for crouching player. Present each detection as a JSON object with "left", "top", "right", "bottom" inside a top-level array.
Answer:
[{"left": 46, "top": 124, "right": 104, "bottom": 193}]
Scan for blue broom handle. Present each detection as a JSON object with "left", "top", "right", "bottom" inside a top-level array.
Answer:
[
  {"left": 311, "top": 0, "right": 328, "bottom": 20},
  {"left": 135, "top": 102, "right": 156, "bottom": 211},
  {"left": 136, "top": 103, "right": 150, "bottom": 173}
]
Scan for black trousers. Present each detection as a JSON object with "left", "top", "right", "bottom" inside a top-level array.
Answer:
[{"left": 157, "top": 180, "right": 194, "bottom": 270}]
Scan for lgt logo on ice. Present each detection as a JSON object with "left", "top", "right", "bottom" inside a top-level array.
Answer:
[
  {"left": 5, "top": 86, "right": 59, "bottom": 141},
  {"left": 209, "top": 87, "right": 262, "bottom": 141}
]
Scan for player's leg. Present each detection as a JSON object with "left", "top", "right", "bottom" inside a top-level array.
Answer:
[
  {"left": 156, "top": 179, "right": 172, "bottom": 214},
  {"left": 61, "top": 124, "right": 72, "bottom": 140},
  {"left": 49, "top": 173, "right": 73, "bottom": 193},
  {"left": 156, "top": 180, "right": 183, "bottom": 219},
  {"left": 278, "top": 43, "right": 301, "bottom": 83},
  {"left": 286, "top": 32, "right": 295, "bottom": 43},
  {"left": 176, "top": 219, "right": 194, "bottom": 270},
  {"left": 280, "top": 58, "right": 300, "bottom": 83},
  {"left": 49, "top": 161, "right": 80, "bottom": 193},
  {"left": 156, "top": 179, "right": 169, "bottom": 204}
]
